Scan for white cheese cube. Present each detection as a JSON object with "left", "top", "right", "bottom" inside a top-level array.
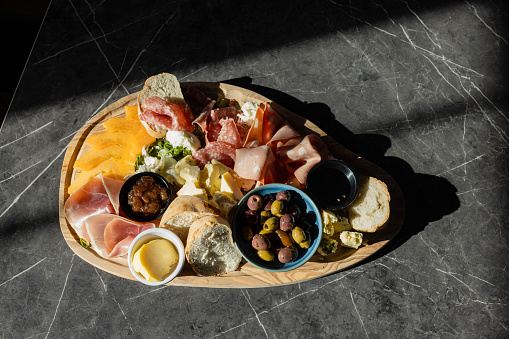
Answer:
[
  {"left": 339, "top": 231, "right": 363, "bottom": 249},
  {"left": 176, "top": 181, "right": 208, "bottom": 201},
  {"left": 220, "top": 172, "right": 244, "bottom": 200}
]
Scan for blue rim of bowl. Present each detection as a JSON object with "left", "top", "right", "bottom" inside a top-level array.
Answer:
[
  {"left": 305, "top": 159, "right": 358, "bottom": 210},
  {"left": 119, "top": 172, "right": 172, "bottom": 222},
  {"left": 232, "top": 183, "right": 323, "bottom": 272}
]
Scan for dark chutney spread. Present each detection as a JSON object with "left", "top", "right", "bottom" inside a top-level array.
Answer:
[{"left": 127, "top": 175, "right": 170, "bottom": 217}]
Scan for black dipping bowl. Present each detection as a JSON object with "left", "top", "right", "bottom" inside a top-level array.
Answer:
[
  {"left": 305, "top": 160, "right": 358, "bottom": 210},
  {"left": 119, "top": 172, "right": 171, "bottom": 222}
]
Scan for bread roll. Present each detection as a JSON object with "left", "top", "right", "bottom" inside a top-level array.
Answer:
[
  {"left": 159, "top": 196, "right": 218, "bottom": 242},
  {"left": 347, "top": 177, "right": 390, "bottom": 232},
  {"left": 185, "top": 215, "right": 242, "bottom": 276},
  {"left": 137, "top": 73, "right": 187, "bottom": 138}
]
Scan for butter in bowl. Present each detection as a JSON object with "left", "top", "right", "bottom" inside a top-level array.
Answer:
[{"left": 127, "top": 228, "right": 185, "bottom": 286}]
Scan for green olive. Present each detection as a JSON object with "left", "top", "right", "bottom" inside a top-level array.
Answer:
[
  {"left": 270, "top": 200, "right": 285, "bottom": 217},
  {"left": 259, "top": 228, "right": 274, "bottom": 235},
  {"left": 263, "top": 217, "right": 278, "bottom": 232},
  {"left": 242, "top": 225, "right": 254, "bottom": 241},
  {"left": 275, "top": 229, "right": 294, "bottom": 247},
  {"left": 257, "top": 250, "right": 275, "bottom": 261},
  {"left": 259, "top": 210, "right": 272, "bottom": 225},
  {"left": 292, "top": 227, "right": 306, "bottom": 244},
  {"left": 298, "top": 231, "right": 311, "bottom": 249}
]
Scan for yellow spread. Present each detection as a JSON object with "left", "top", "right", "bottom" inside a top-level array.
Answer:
[{"left": 132, "top": 239, "right": 179, "bottom": 282}]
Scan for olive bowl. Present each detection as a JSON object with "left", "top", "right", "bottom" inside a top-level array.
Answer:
[
  {"left": 119, "top": 172, "right": 172, "bottom": 222},
  {"left": 232, "top": 183, "right": 323, "bottom": 272}
]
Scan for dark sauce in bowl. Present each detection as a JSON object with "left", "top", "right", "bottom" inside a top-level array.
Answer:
[{"left": 305, "top": 160, "right": 358, "bottom": 210}]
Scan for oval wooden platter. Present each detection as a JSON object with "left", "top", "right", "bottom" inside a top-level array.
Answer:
[{"left": 59, "top": 82, "right": 404, "bottom": 288}]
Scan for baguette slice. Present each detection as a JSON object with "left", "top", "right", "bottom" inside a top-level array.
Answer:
[
  {"left": 137, "top": 73, "right": 187, "bottom": 138},
  {"left": 159, "top": 196, "right": 218, "bottom": 242},
  {"left": 185, "top": 215, "right": 242, "bottom": 276},
  {"left": 347, "top": 177, "right": 390, "bottom": 232}
]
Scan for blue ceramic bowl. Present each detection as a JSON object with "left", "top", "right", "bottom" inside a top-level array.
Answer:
[{"left": 232, "top": 183, "right": 323, "bottom": 272}]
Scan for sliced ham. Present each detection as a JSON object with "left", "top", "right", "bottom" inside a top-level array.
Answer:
[
  {"left": 140, "top": 96, "right": 194, "bottom": 132},
  {"left": 192, "top": 141, "right": 236, "bottom": 168},
  {"left": 278, "top": 134, "right": 329, "bottom": 184},
  {"left": 266, "top": 121, "right": 301, "bottom": 152},
  {"left": 64, "top": 175, "right": 116, "bottom": 243},
  {"left": 86, "top": 214, "right": 155, "bottom": 258},
  {"left": 217, "top": 118, "right": 242, "bottom": 148},
  {"left": 234, "top": 145, "right": 274, "bottom": 181}
]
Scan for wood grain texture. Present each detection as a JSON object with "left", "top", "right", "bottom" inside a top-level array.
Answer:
[{"left": 59, "top": 83, "right": 404, "bottom": 288}]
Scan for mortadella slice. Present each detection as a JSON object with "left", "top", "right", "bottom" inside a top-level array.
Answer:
[
  {"left": 234, "top": 145, "right": 275, "bottom": 181},
  {"left": 278, "top": 134, "right": 329, "bottom": 185}
]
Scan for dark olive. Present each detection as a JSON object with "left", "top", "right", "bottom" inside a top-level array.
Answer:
[
  {"left": 270, "top": 200, "right": 285, "bottom": 217},
  {"left": 243, "top": 210, "right": 259, "bottom": 225},
  {"left": 247, "top": 194, "right": 263, "bottom": 211},
  {"left": 242, "top": 225, "right": 254, "bottom": 241},
  {"left": 278, "top": 247, "right": 296, "bottom": 263},
  {"left": 251, "top": 234, "right": 271, "bottom": 251},
  {"left": 286, "top": 204, "right": 301, "bottom": 217},
  {"left": 279, "top": 214, "right": 295, "bottom": 232},
  {"left": 275, "top": 229, "right": 294, "bottom": 247},
  {"left": 276, "top": 190, "right": 290, "bottom": 201},
  {"left": 264, "top": 199, "right": 274, "bottom": 211}
]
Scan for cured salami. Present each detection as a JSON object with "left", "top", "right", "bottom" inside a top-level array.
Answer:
[
  {"left": 184, "top": 86, "right": 214, "bottom": 117},
  {"left": 192, "top": 141, "right": 237, "bottom": 168},
  {"left": 140, "top": 96, "right": 194, "bottom": 132},
  {"left": 217, "top": 118, "right": 242, "bottom": 149}
]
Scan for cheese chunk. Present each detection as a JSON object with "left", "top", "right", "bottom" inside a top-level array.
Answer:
[
  {"left": 220, "top": 172, "right": 244, "bottom": 200},
  {"left": 201, "top": 163, "right": 221, "bottom": 196},
  {"left": 321, "top": 209, "right": 352, "bottom": 236},
  {"left": 132, "top": 239, "right": 179, "bottom": 282},
  {"left": 177, "top": 181, "right": 208, "bottom": 201},
  {"left": 339, "top": 231, "right": 363, "bottom": 249},
  {"left": 210, "top": 191, "right": 238, "bottom": 219},
  {"left": 180, "top": 165, "right": 202, "bottom": 183}
]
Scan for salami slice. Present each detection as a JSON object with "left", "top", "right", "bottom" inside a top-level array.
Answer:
[
  {"left": 184, "top": 86, "right": 214, "bottom": 116},
  {"left": 192, "top": 141, "right": 236, "bottom": 168},
  {"left": 210, "top": 107, "right": 238, "bottom": 123},
  {"left": 141, "top": 96, "right": 194, "bottom": 132},
  {"left": 217, "top": 118, "right": 242, "bottom": 149}
]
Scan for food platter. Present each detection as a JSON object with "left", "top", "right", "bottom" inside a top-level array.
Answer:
[{"left": 59, "top": 82, "right": 404, "bottom": 288}]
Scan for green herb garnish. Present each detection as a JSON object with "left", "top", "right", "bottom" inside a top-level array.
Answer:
[{"left": 79, "top": 238, "right": 91, "bottom": 248}]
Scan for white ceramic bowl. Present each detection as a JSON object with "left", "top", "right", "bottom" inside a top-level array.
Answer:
[{"left": 127, "top": 228, "right": 185, "bottom": 286}]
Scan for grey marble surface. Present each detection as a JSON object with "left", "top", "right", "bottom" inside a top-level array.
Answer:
[{"left": 1, "top": 0, "right": 508, "bottom": 338}]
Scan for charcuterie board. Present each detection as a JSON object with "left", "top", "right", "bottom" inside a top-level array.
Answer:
[{"left": 59, "top": 82, "right": 404, "bottom": 288}]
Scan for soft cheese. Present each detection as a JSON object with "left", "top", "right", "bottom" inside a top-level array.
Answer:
[{"left": 132, "top": 239, "right": 179, "bottom": 282}]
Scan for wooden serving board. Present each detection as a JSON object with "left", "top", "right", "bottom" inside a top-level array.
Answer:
[{"left": 59, "top": 82, "right": 404, "bottom": 288}]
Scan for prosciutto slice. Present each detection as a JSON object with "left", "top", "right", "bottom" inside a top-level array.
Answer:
[
  {"left": 86, "top": 214, "right": 154, "bottom": 258},
  {"left": 64, "top": 175, "right": 116, "bottom": 243},
  {"left": 140, "top": 96, "right": 194, "bottom": 132}
]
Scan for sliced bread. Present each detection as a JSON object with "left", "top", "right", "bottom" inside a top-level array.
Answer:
[
  {"left": 347, "top": 177, "right": 390, "bottom": 232},
  {"left": 185, "top": 215, "right": 242, "bottom": 276},
  {"left": 137, "top": 73, "right": 187, "bottom": 138},
  {"left": 159, "top": 196, "right": 218, "bottom": 242}
]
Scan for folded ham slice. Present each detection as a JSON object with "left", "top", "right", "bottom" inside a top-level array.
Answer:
[
  {"left": 86, "top": 214, "right": 154, "bottom": 258},
  {"left": 64, "top": 174, "right": 118, "bottom": 243}
]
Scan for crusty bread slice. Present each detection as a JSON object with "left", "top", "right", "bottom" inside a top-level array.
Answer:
[
  {"left": 159, "top": 196, "right": 218, "bottom": 242},
  {"left": 347, "top": 177, "right": 390, "bottom": 232},
  {"left": 137, "top": 73, "right": 187, "bottom": 138},
  {"left": 185, "top": 215, "right": 242, "bottom": 276}
]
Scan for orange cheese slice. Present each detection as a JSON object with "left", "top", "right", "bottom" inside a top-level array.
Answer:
[
  {"left": 74, "top": 144, "right": 135, "bottom": 171},
  {"left": 125, "top": 105, "right": 139, "bottom": 120},
  {"left": 68, "top": 160, "right": 133, "bottom": 194},
  {"left": 102, "top": 116, "right": 144, "bottom": 134}
]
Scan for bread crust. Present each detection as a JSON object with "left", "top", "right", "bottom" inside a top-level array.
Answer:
[
  {"left": 348, "top": 177, "right": 390, "bottom": 233},
  {"left": 159, "top": 196, "right": 219, "bottom": 242}
]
